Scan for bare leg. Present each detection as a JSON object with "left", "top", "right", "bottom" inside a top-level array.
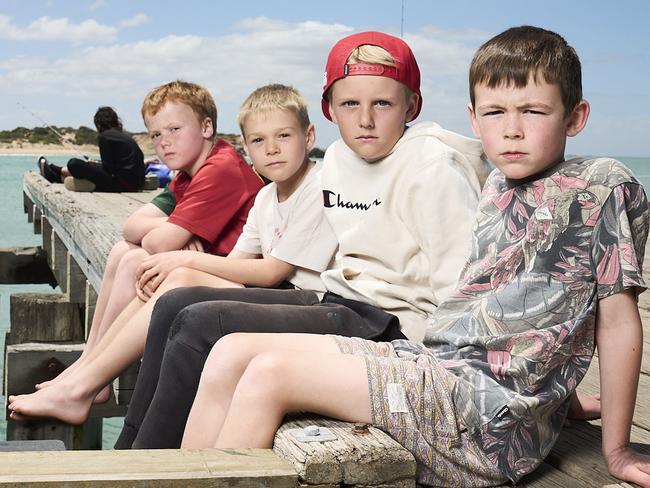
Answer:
[
  {"left": 182, "top": 333, "right": 371, "bottom": 449},
  {"left": 8, "top": 268, "right": 241, "bottom": 423},
  {"left": 35, "top": 240, "right": 139, "bottom": 390}
]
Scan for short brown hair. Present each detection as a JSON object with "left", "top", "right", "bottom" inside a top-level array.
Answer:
[
  {"left": 141, "top": 80, "right": 218, "bottom": 134},
  {"left": 469, "top": 26, "right": 582, "bottom": 115},
  {"left": 238, "top": 84, "right": 310, "bottom": 137}
]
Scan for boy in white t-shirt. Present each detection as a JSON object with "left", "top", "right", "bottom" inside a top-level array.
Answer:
[{"left": 8, "top": 84, "right": 337, "bottom": 427}]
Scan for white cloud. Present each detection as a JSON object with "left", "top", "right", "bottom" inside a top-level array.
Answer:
[
  {"left": 88, "top": 0, "right": 107, "bottom": 11},
  {"left": 0, "top": 14, "right": 116, "bottom": 43},
  {"left": 119, "top": 13, "right": 149, "bottom": 28},
  {"left": 0, "top": 19, "right": 492, "bottom": 145}
]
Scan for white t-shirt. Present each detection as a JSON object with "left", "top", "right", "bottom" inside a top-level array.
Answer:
[
  {"left": 235, "top": 163, "right": 337, "bottom": 292},
  {"left": 320, "top": 122, "right": 490, "bottom": 342}
]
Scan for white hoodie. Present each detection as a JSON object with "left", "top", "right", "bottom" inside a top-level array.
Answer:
[{"left": 320, "top": 121, "right": 490, "bottom": 342}]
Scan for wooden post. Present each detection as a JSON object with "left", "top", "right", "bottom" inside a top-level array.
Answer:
[
  {"left": 65, "top": 254, "right": 86, "bottom": 304},
  {"left": 7, "top": 293, "right": 84, "bottom": 345},
  {"left": 51, "top": 233, "right": 68, "bottom": 294},
  {"left": 23, "top": 191, "right": 33, "bottom": 221},
  {"left": 41, "top": 217, "right": 53, "bottom": 269},
  {"left": 84, "top": 280, "right": 98, "bottom": 340},
  {"left": 33, "top": 205, "right": 42, "bottom": 235}
]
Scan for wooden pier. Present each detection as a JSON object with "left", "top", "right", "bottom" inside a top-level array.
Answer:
[{"left": 0, "top": 169, "right": 648, "bottom": 486}]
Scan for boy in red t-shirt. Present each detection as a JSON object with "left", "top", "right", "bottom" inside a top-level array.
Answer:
[{"left": 28, "top": 80, "right": 262, "bottom": 401}]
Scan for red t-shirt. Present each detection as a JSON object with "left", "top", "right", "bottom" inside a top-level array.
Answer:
[{"left": 168, "top": 139, "right": 263, "bottom": 256}]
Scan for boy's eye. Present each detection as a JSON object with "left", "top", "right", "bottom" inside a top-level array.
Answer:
[
  {"left": 340, "top": 100, "right": 358, "bottom": 108},
  {"left": 375, "top": 100, "right": 392, "bottom": 107},
  {"left": 483, "top": 110, "right": 503, "bottom": 117},
  {"left": 278, "top": 132, "right": 291, "bottom": 139},
  {"left": 150, "top": 132, "right": 161, "bottom": 140},
  {"left": 250, "top": 137, "right": 263, "bottom": 144},
  {"left": 524, "top": 109, "right": 545, "bottom": 115}
]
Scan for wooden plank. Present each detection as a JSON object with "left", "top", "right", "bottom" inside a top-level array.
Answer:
[
  {"left": 545, "top": 421, "right": 650, "bottom": 486},
  {"left": 273, "top": 416, "right": 415, "bottom": 486},
  {"left": 6, "top": 417, "right": 102, "bottom": 451},
  {"left": 0, "top": 448, "right": 297, "bottom": 487},
  {"left": 51, "top": 232, "right": 68, "bottom": 294}
]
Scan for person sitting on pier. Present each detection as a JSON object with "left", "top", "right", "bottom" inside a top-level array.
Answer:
[
  {"left": 23, "top": 80, "right": 263, "bottom": 403},
  {"left": 37, "top": 106, "right": 146, "bottom": 192},
  {"left": 180, "top": 26, "right": 650, "bottom": 488},
  {"left": 6, "top": 82, "right": 341, "bottom": 424}
]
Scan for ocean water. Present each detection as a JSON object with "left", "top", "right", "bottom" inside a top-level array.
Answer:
[
  {"left": 1, "top": 154, "right": 649, "bottom": 448},
  {"left": 0, "top": 154, "right": 121, "bottom": 449}
]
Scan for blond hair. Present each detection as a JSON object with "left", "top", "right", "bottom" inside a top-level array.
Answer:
[
  {"left": 347, "top": 44, "right": 397, "bottom": 67},
  {"left": 469, "top": 26, "right": 582, "bottom": 116},
  {"left": 141, "top": 80, "right": 218, "bottom": 136},
  {"left": 325, "top": 45, "right": 412, "bottom": 101},
  {"left": 238, "top": 84, "right": 310, "bottom": 136}
]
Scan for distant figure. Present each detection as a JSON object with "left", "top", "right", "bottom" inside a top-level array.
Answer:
[{"left": 37, "top": 106, "right": 145, "bottom": 192}]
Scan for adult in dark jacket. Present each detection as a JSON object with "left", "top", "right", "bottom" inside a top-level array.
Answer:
[{"left": 38, "top": 106, "right": 145, "bottom": 192}]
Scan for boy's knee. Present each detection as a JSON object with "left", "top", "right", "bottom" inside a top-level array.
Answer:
[
  {"left": 106, "top": 240, "right": 132, "bottom": 267},
  {"left": 168, "top": 301, "right": 231, "bottom": 350},
  {"left": 164, "top": 266, "right": 198, "bottom": 288},
  {"left": 238, "top": 352, "right": 290, "bottom": 400},
  {"left": 118, "top": 247, "right": 149, "bottom": 271}
]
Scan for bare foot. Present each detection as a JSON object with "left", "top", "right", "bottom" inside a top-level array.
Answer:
[
  {"left": 35, "top": 354, "right": 88, "bottom": 389},
  {"left": 93, "top": 385, "right": 111, "bottom": 404},
  {"left": 567, "top": 391, "right": 601, "bottom": 420},
  {"left": 7, "top": 380, "right": 96, "bottom": 425}
]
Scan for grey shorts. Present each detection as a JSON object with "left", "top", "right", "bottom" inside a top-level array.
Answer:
[{"left": 334, "top": 336, "right": 507, "bottom": 487}]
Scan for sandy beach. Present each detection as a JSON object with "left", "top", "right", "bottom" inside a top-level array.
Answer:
[{"left": 0, "top": 133, "right": 156, "bottom": 157}]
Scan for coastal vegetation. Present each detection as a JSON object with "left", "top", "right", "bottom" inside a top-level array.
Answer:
[{"left": 0, "top": 126, "right": 325, "bottom": 157}]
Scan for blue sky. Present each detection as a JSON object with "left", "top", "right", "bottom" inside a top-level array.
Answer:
[{"left": 0, "top": 0, "right": 648, "bottom": 156}]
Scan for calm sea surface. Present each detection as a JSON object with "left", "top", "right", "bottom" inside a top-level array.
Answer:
[{"left": 1, "top": 154, "right": 650, "bottom": 448}]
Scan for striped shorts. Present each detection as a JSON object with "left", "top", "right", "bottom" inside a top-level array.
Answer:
[{"left": 334, "top": 336, "right": 507, "bottom": 487}]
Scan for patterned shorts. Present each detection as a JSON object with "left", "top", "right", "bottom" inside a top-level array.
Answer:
[{"left": 334, "top": 336, "right": 507, "bottom": 487}]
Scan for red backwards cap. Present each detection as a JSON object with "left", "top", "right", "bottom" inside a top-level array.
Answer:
[{"left": 321, "top": 31, "right": 422, "bottom": 121}]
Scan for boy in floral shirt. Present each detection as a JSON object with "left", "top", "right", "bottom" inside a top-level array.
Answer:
[{"left": 177, "top": 26, "right": 650, "bottom": 487}]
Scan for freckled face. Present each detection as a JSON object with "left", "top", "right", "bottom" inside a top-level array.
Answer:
[
  {"left": 145, "top": 101, "right": 213, "bottom": 176},
  {"left": 328, "top": 75, "right": 418, "bottom": 162}
]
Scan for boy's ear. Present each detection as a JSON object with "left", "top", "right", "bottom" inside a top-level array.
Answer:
[
  {"left": 305, "top": 124, "right": 316, "bottom": 151},
  {"left": 202, "top": 117, "right": 215, "bottom": 139},
  {"left": 405, "top": 93, "right": 420, "bottom": 122},
  {"left": 328, "top": 102, "right": 338, "bottom": 125},
  {"left": 566, "top": 100, "right": 590, "bottom": 137},
  {"left": 467, "top": 102, "right": 481, "bottom": 138}
]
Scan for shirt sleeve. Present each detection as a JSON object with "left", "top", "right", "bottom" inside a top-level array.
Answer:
[
  {"left": 150, "top": 185, "right": 176, "bottom": 216},
  {"left": 270, "top": 170, "right": 338, "bottom": 272},
  {"left": 167, "top": 160, "right": 249, "bottom": 245},
  {"left": 592, "top": 182, "right": 649, "bottom": 298},
  {"left": 233, "top": 194, "right": 262, "bottom": 255},
  {"left": 399, "top": 152, "right": 480, "bottom": 303}
]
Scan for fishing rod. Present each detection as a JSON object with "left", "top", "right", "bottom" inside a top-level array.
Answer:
[{"left": 16, "top": 101, "right": 89, "bottom": 160}]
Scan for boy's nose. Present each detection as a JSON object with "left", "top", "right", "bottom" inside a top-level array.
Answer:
[
  {"left": 358, "top": 105, "right": 374, "bottom": 129},
  {"left": 265, "top": 141, "right": 280, "bottom": 155},
  {"left": 503, "top": 117, "right": 523, "bottom": 139}
]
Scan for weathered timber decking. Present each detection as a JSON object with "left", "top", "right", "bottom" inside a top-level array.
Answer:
[{"left": 1, "top": 169, "right": 649, "bottom": 487}]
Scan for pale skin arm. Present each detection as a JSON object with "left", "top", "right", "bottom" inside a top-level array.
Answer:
[
  {"left": 135, "top": 248, "right": 294, "bottom": 299},
  {"left": 121, "top": 203, "right": 169, "bottom": 245},
  {"left": 140, "top": 221, "right": 195, "bottom": 254},
  {"left": 597, "top": 289, "right": 650, "bottom": 487}
]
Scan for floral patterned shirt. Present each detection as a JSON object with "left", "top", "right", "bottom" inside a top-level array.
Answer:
[{"left": 421, "top": 157, "right": 649, "bottom": 481}]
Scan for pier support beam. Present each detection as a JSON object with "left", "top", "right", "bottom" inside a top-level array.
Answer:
[{"left": 0, "top": 247, "right": 57, "bottom": 286}]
